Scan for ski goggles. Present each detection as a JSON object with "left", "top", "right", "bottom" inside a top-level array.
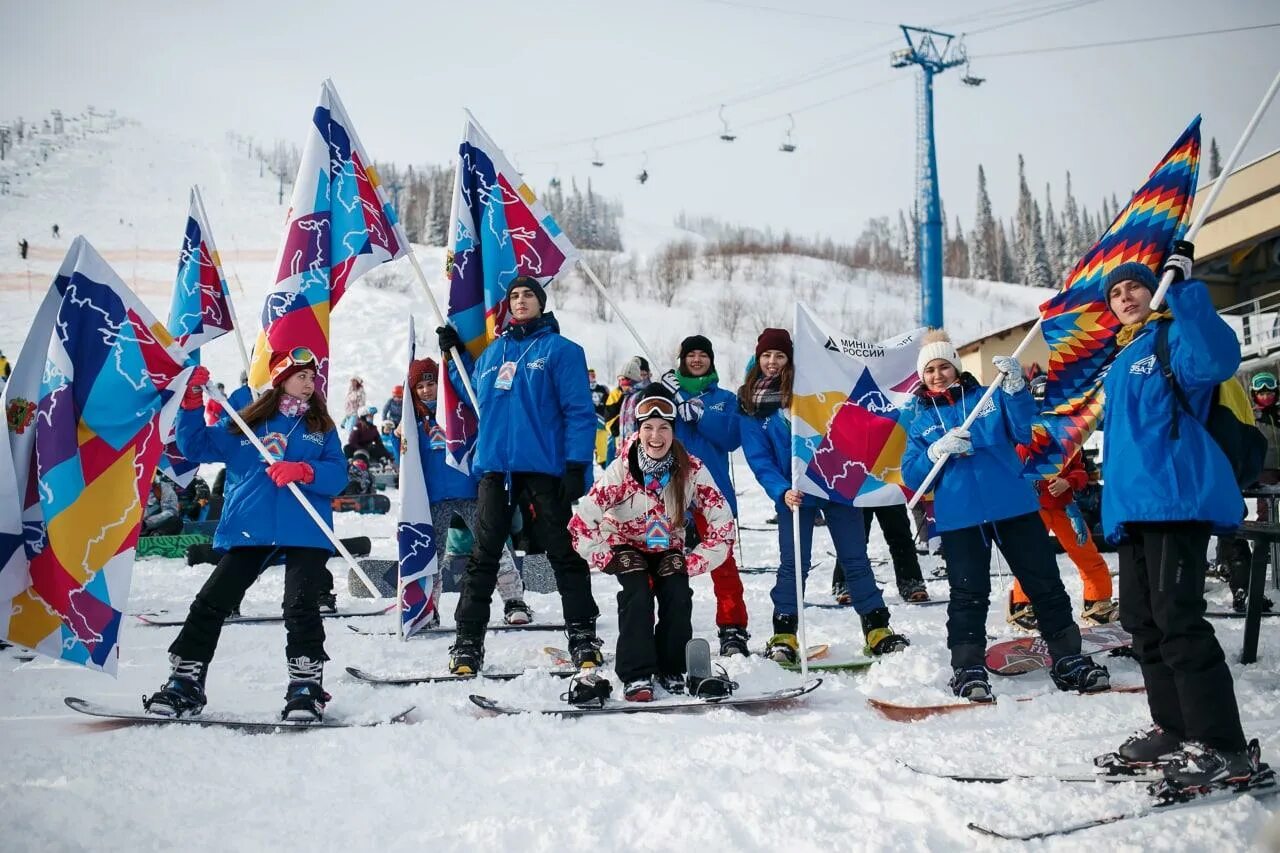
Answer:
[
  {"left": 635, "top": 395, "right": 677, "bottom": 423},
  {"left": 1252, "top": 374, "right": 1277, "bottom": 393},
  {"left": 270, "top": 346, "right": 318, "bottom": 382}
]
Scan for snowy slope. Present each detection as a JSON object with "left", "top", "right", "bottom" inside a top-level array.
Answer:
[{"left": 2, "top": 121, "right": 1280, "bottom": 852}]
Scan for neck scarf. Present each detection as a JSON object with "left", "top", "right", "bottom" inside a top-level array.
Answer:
[
  {"left": 751, "top": 373, "right": 784, "bottom": 417},
  {"left": 677, "top": 369, "right": 718, "bottom": 397},
  {"left": 1115, "top": 309, "right": 1172, "bottom": 349},
  {"left": 279, "top": 393, "right": 310, "bottom": 418},
  {"left": 638, "top": 448, "right": 673, "bottom": 479}
]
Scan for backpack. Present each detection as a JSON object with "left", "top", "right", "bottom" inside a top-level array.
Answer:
[{"left": 1154, "top": 320, "right": 1267, "bottom": 488}]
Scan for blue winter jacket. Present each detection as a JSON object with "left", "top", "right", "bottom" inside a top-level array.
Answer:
[
  {"left": 902, "top": 374, "right": 1040, "bottom": 532},
  {"left": 741, "top": 405, "right": 819, "bottom": 510},
  {"left": 227, "top": 384, "right": 253, "bottom": 413},
  {"left": 176, "top": 407, "right": 347, "bottom": 550},
  {"left": 675, "top": 380, "right": 742, "bottom": 515},
  {"left": 414, "top": 405, "right": 478, "bottom": 502},
  {"left": 1100, "top": 279, "right": 1244, "bottom": 542},
  {"left": 466, "top": 313, "right": 596, "bottom": 482}
]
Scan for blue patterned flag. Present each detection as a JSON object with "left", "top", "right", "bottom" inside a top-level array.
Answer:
[{"left": 397, "top": 316, "right": 437, "bottom": 639}]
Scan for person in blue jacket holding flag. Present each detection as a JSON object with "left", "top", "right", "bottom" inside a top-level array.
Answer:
[
  {"left": 902, "top": 330, "right": 1110, "bottom": 703},
  {"left": 739, "top": 327, "right": 908, "bottom": 663},
  {"left": 437, "top": 275, "right": 601, "bottom": 674},
  {"left": 1096, "top": 250, "right": 1262, "bottom": 793},
  {"left": 145, "top": 347, "right": 347, "bottom": 722},
  {"left": 655, "top": 334, "right": 751, "bottom": 656}
]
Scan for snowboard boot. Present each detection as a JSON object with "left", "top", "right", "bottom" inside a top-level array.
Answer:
[
  {"left": 717, "top": 626, "right": 750, "bottom": 657},
  {"left": 898, "top": 580, "right": 930, "bottom": 603},
  {"left": 282, "top": 656, "right": 328, "bottom": 722},
  {"left": 143, "top": 655, "right": 208, "bottom": 718},
  {"left": 1153, "top": 739, "right": 1272, "bottom": 800},
  {"left": 1049, "top": 654, "right": 1110, "bottom": 693},
  {"left": 502, "top": 599, "right": 533, "bottom": 626},
  {"left": 949, "top": 665, "right": 994, "bottom": 703},
  {"left": 766, "top": 614, "right": 799, "bottom": 664},
  {"left": 658, "top": 674, "right": 686, "bottom": 695},
  {"left": 562, "top": 670, "right": 612, "bottom": 708},
  {"left": 1006, "top": 594, "right": 1038, "bottom": 631},
  {"left": 831, "top": 581, "right": 851, "bottom": 606},
  {"left": 1233, "top": 589, "right": 1275, "bottom": 613},
  {"left": 1080, "top": 599, "right": 1120, "bottom": 625},
  {"left": 1094, "top": 726, "right": 1185, "bottom": 773},
  {"left": 624, "top": 677, "right": 655, "bottom": 702},
  {"left": 566, "top": 621, "right": 605, "bottom": 669},
  {"left": 861, "top": 607, "right": 909, "bottom": 656},
  {"left": 317, "top": 593, "right": 338, "bottom": 615},
  {"left": 448, "top": 627, "right": 485, "bottom": 675}
]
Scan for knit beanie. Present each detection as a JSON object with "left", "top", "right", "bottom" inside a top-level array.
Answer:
[
  {"left": 679, "top": 334, "right": 715, "bottom": 372},
  {"left": 755, "top": 328, "right": 793, "bottom": 360},
  {"left": 1103, "top": 262, "right": 1159, "bottom": 295},
  {"left": 618, "top": 356, "right": 644, "bottom": 382},
  {"left": 269, "top": 349, "right": 316, "bottom": 388},
  {"left": 915, "top": 329, "right": 961, "bottom": 381},
  {"left": 407, "top": 358, "right": 438, "bottom": 390},
  {"left": 506, "top": 275, "right": 547, "bottom": 311}
]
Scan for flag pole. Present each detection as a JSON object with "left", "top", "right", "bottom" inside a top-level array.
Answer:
[
  {"left": 908, "top": 71, "right": 1280, "bottom": 509},
  {"left": 577, "top": 257, "right": 658, "bottom": 368},
  {"left": 192, "top": 185, "right": 254, "bottom": 396},
  {"left": 789, "top": 302, "right": 810, "bottom": 679},
  {"left": 208, "top": 385, "right": 383, "bottom": 597}
]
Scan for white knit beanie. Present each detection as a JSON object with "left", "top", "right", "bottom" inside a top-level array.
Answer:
[{"left": 916, "top": 330, "right": 960, "bottom": 381}]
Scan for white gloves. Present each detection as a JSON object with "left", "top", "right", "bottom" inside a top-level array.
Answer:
[
  {"left": 659, "top": 369, "right": 681, "bottom": 395},
  {"left": 992, "top": 355, "right": 1025, "bottom": 394},
  {"left": 927, "top": 428, "right": 972, "bottom": 463},
  {"left": 676, "top": 399, "right": 703, "bottom": 423}
]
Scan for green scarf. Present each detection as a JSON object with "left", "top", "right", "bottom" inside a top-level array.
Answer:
[{"left": 677, "top": 369, "right": 718, "bottom": 396}]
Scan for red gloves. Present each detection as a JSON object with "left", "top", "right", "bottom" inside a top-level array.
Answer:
[
  {"left": 181, "top": 366, "right": 210, "bottom": 411},
  {"left": 266, "top": 460, "right": 314, "bottom": 487}
]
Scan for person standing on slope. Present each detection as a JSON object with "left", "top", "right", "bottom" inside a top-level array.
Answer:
[
  {"left": 144, "top": 348, "right": 347, "bottom": 722},
  {"left": 436, "top": 275, "right": 601, "bottom": 674},
  {"left": 739, "top": 328, "right": 909, "bottom": 663},
  {"left": 902, "top": 331, "right": 1110, "bottom": 703}
]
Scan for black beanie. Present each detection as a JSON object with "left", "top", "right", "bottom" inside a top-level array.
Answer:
[
  {"left": 679, "top": 334, "right": 715, "bottom": 371},
  {"left": 506, "top": 275, "right": 547, "bottom": 311}
]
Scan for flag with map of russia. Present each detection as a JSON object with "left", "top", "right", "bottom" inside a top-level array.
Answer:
[
  {"left": 1, "top": 237, "right": 193, "bottom": 673},
  {"left": 790, "top": 303, "right": 925, "bottom": 507},
  {"left": 396, "top": 316, "right": 438, "bottom": 639}
]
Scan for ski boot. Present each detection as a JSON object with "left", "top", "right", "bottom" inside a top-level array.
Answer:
[
  {"left": 949, "top": 665, "right": 994, "bottom": 703},
  {"left": 282, "top": 656, "right": 328, "bottom": 722},
  {"left": 1049, "top": 654, "right": 1110, "bottom": 693},
  {"left": 898, "top": 580, "right": 930, "bottom": 603},
  {"left": 143, "top": 655, "right": 208, "bottom": 718},
  {"left": 566, "top": 621, "right": 605, "bottom": 669},
  {"left": 1150, "top": 739, "right": 1274, "bottom": 801},
  {"left": 717, "top": 626, "right": 750, "bottom": 657},
  {"left": 503, "top": 599, "right": 533, "bottom": 626},
  {"left": 861, "top": 607, "right": 909, "bottom": 656},
  {"left": 448, "top": 628, "right": 485, "bottom": 675},
  {"left": 657, "top": 674, "right": 686, "bottom": 695},
  {"left": 1095, "top": 726, "right": 1184, "bottom": 775},
  {"left": 765, "top": 614, "right": 799, "bottom": 664},
  {"left": 317, "top": 593, "right": 338, "bottom": 615},
  {"left": 624, "top": 677, "right": 655, "bottom": 702},
  {"left": 1080, "top": 599, "right": 1120, "bottom": 625},
  {"left": 562, "top": 670, "right": 612, "bottom": 708},
  {"left": 1006, "top": 594, "right": 1038, "bottom": 631}
]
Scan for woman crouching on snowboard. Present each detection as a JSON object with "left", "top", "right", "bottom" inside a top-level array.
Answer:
[
  {"left": 144, "top": 347, "right": 347, "bottom": 722},
  {"left": 569, "top": 386, "right": 737, "bottom": 701}
]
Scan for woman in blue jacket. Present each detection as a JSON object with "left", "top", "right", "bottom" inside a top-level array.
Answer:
[
  {"left": 144, "top": 348, "right": 347, "bottom": 722},
  {"left": 902, "top": 330, "right": 1109, "bottom": 702},
  {"left": 1097, "top": 256, "right": 1260, "bottom": 792},
  {"left": 739, "top": 328, "right": 908, "bottom": 663}
]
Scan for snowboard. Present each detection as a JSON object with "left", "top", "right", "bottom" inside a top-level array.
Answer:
[
  {"left": 470, "top": 677, "right": 823, "bottom": 717},
  {"left": 538, "top": 644, "right": 832, "bottom": 667},
  {"left": 779, "top": 656, "right": 874, "bottom": 674},
  {"left": 136, "top": 605, "right": 394, "bottom": 627},
  {"left": 345, "top": 621, "right": 567, "bottom": 637},
  {"left": 137, "top": 532, "right": 210, "bottom": 559},
  {"left": 868, "top": 684, "right": 1147, "bottom": 722},
  {"left": 345, "top": 665, "right": 575, "bottom": 685},
  {"left": 65, "top": 697, "right": 414, "bottom": 732},
  {"left": 986, "top": 623, "right": 1132, "bottom": 676},
  {"left": 186, "top": 536, "right": 372, "bottom": 568},
  {"left": 331, "top": 493, "right": 391, "bottom": 514}
]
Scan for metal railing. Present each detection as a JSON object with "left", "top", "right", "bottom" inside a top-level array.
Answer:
[{"left": 1219, "top": 287, "right": 1280, "bottom": 365}]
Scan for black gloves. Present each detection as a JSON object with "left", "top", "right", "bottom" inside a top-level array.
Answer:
[
  {"left": 559, "top": 462, "right": 588, "bottom": 505},
  {"left": 1163, "top": 239, "right": 1194, "bottom": 284},
  {"left": 437, "top": 325, "right": 463, "bottom": 355},
  {"left": 656, "top": 551, "right": 687, "bottom": 576},
  {"left": 604, "top": 548, "right": 648, "bottom": 575}
]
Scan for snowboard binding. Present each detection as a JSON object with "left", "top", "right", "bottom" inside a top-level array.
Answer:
[
  {"left": 562, "top": 671, "right": 613, "bottom": 708},
  {"left": 685, "top": 638, "right": 738, "bottom": 700}
]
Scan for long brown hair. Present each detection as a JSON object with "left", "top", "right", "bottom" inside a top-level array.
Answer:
[
  {"left": 628, "top": 437, "right": 693, "bottom": 520},
  {"left": 736, "top": 359, "right": 794, "bottom": 416},
  {"left": 230, "top": 386, "right": 335, "bottom": 435}
]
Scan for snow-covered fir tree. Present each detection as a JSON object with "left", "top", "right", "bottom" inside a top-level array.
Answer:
[{"left": 969, "top": 164, "right": 996, "bottom": 280}]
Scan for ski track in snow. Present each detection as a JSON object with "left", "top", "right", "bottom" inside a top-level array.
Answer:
[{"left": 2, "top": 122, "right": 1280, "bottom": 851}]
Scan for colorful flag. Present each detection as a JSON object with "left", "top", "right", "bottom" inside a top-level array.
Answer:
[
  {"left": 437, "top": 356, "right": 478, "bottom": 475},
  {"left": 1023, "top": 117, "right": 1201, "bottom": 480},
  {"left": 446, "top": 111, "right": 578, "bottom": 359},
  {"left": 397, "top": 316, "right": 438, "bottom": 639},
  {"left": 249, "top": 79, "right": 406, "bottom": 396},
  {"left": 1, "top": 237, "right": 191, "bottom": 673},
  {"left": 160, "top": 187, "right": 232, "bottom": 487},
  {"left": 791, "top": 303, "right": 925, "bottom": 506}
]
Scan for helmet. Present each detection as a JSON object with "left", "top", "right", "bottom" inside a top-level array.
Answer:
[
  {"left": 365, "top": 406, "right": 378, "bottom": 416},
  {"left": 353, "top": 449, "right": 370, "bottom": 462}
]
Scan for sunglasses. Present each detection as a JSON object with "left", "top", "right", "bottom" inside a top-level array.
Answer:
[
  {"left": 635, "top": 395, "right": 676, "bottom": 422},
  {"left": 271, "top": 346, "right": 317, "bottom": 381}
]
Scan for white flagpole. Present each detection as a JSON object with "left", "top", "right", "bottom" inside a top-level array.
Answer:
[
  {"left": 789, "top": 302, "right": 809, "bottom": 679},
  {"left": 577, "top": 258, "right": 658, "bottom": 368},
  {"left": 192, "top": 185, "right": 254, "bottom": 398}
]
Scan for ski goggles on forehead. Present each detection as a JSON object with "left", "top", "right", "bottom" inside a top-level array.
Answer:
[
  {"left": 1253, "top": 375, "right": 1277, "bottom": 392},
  {"left": 270, "top": 346, "right": 318, "bottom": 381},
  {"left": 635, "top": 396, "right": 676, "bottom": 422}
]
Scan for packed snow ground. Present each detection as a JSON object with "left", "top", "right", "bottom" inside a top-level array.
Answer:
[{"left": 3, "top": 121, "right": 1280, "bottom": 851}]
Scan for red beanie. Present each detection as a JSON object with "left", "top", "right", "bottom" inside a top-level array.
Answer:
[
  {"left": 755, "top": 328, "right": 793, "bottom": 360},
  {"left": 269, "top": 349, "right": 317, "bottom": 388}
]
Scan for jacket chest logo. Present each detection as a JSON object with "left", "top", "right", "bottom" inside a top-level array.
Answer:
[
  {"left": 1129, "top": 355, "right": 1157, "bottom": 376},
  {"left": 302, "top": 432, "right": 325, "bottom": 446},
  {"left": 526, "top": 357, "right": 548, "bottom": 372}
]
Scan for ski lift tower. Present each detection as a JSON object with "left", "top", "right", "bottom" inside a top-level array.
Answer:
[{"left": 891, "top": 25, "right": 968, "bottom": 328}]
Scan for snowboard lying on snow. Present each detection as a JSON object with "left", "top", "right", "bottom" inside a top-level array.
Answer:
[
  {"left": 345, "top": 621, "right": 567, "bottom": 637},
  {"left": 64, "top": 697, "right": 414, "bottom": 732},
  {"left": 470, "top": 678, "right": 823, "bottom": 717},
  {"left": 868, "top": 685, "right": 1147, "bottom": 722},
  {"left": 136, "top": 604, "right": 394, "bottom": 627},
  {"left": 331, "top": 494, "right": 391, "bottom": 514},
  {"left": 346, "top": 665, "right": 577, "bottom": 685},
  {"left": 985, "top": 624, "right": 1132, "bottom": 676}
]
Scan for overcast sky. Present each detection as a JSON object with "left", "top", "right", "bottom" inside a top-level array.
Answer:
[{"left": 1, "top": 0, "right": 1277, "bottom": 244}]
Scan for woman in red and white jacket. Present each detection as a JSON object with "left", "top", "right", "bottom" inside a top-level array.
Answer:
[{"left": 569, "top": 386, "right": 736, "bottom": 702}]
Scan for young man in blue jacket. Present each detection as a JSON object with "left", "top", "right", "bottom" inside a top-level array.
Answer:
[
  {"left": 437, "top": 276, "right": 601, "bottom": 673},
  {"left": 1097, "top": 250, "right": 1263, "bottom": 794}
]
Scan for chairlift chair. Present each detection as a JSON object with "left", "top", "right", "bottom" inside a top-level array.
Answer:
[
  {"left": 718, "top": 105, "right": 737, "bottom": 142},
  {"left": 779, "top": 114, "right": 797, "bottom": 153},
  {"left": 590, "top": 139, "right": 605, "bottom": 167},
  {"left": 637, "top": 152, "right": 650, "bottom": 184}
]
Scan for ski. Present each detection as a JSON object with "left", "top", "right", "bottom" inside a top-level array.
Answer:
[
  {"left": 65, "top": 697, "right": 414, "bottom": 732},
  {"left": 137, "top": 605, "right": 395, "bottom": 627},
  {"left": 869, "top": 684, "right": 1147, "bottom": 722},
  {"left": 470, "top": 677, "right": 822, "bottom": 717},
  {"left": 900, "top": 760, "right": 1164, "bottom": 785},
  {"left": 346, "top": 621, "right": 567, "bottom": 637},
  {"left": 966, "top": 776, "right": 1280, "bottom": 841},
  {"left": 345, "top": 665, "right": 574, "bottom": 685}
]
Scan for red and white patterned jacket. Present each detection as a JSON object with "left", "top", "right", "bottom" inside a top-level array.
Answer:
[{"left": 569, "top": 446, "right": 736, "bottom": 576}]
